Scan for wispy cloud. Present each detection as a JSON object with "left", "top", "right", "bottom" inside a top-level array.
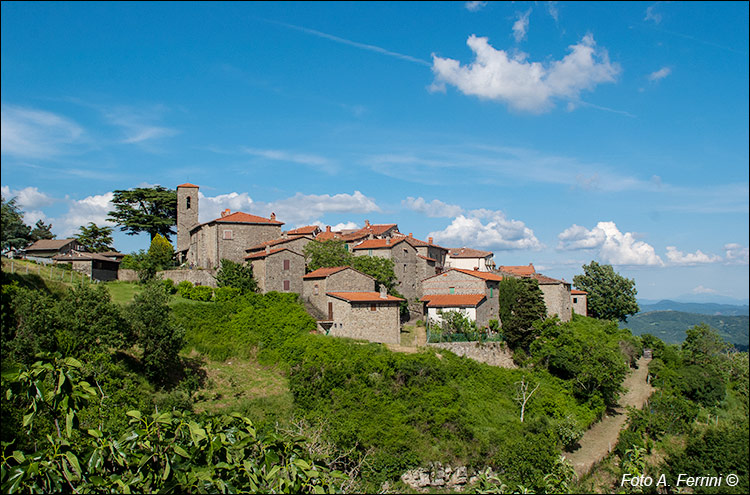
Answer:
[
  {"left": 1, "top": 104, "right": 85, "bottom": 158},
  {"left": 512, "top": 9, "right": 532, "bottom": 43},
  {"left": 431, "top": 33, "right": 620, "bottom": 113},
  {"left": 263, "top": 18, "right": 431, "bottom": 67},
  {"left": 644, "top": 3, "right": 663, "bottom": 24},
  {"left": 103, "top": 105, "right": 179, "bottom": 144},
  {"left": 465, "top": 1, "right": 487, "bottom": 13},
  {"left": 647, "top": 66, "right": 672, "bottom": 82},
  {"left": 402, "top": 196, "right": 464, "bottom": 218},
  {"left": 242, "top": 146, "right": 337, "bottom": 174},
  {"left": 724, "top": 243, "right": 749, "bottom": 265}
]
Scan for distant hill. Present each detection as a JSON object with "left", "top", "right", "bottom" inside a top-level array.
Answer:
[
  {"left": 621, "top": 311, "right": 749, "bottom": 348},
  {"left": 638, "top": 300, "right": 749, "bottom": 316}
]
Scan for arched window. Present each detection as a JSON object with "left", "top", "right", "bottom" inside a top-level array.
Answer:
[{"left": 186, "top": 196, "right": 191, "bottom": 209}]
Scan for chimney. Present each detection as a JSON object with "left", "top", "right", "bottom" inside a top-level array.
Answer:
[
  {"left": 379, "top": 286, "right": 387, "bottom": 299},
  {"left": 221, "top": 209, "right": 230, "bottom": 218},
  {"left": 270, "top": 212, "right": 276, "bottom": 221},
  {"left": 326, "top": 225, "right": 331, "bottom": 233},
  {"left": 386, "top": 238, "right": 391, "bottom": 245},
  {"left": 409, "top": 233, "right": 413, "bottom": 238},
  {"left": 282, "top": 231, "right": 288, "bottom": 239},
  {"left": 365, "top": 219, "right": 370, "bottom": 227},
  {"left": 474, "top": 267, "right": 479, "bottom": 271},
  {"left": 428, "top": 237, "right": 433, "bottom": 245}
]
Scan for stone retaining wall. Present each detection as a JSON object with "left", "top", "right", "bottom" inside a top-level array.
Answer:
[
  {"left": 427, "top": 341, "right": 516, "bottom": 368},
  {"left": 156, "top": 269, "right": 218, "bottom": 287},
  {"left": 117, "top": 269, "right": 139, "bottom": 282}
]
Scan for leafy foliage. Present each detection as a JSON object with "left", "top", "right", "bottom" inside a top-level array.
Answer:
[
  {"left": 1, "top": 195, "right": 31, "bottom": 251},
  {"left": 303, "top": 240, "right": 351, "bottom": 272},
  {"left": 107, "top": 186, "right": 177, "bottom": 241},
  {"left": 215, "top": 259, "right": 257, "bottom": 294},
  {"left": 498, "top": 277, "right": 546, "bottom": 350},
  {"left": 29, "top": 220, "right": 55, "bottom": 242},
  {"left": 573, "top": 261, "right": 639, "bottom": 322},
  {"left": 75, "top": 222, "right": 114, "bottom": 253}
]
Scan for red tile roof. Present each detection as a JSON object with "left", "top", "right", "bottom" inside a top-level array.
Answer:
[
  {"left": 418, "top": 255, "right": 436, "bottom": 262},
  {"left": 326, "top": 292, "right": 404, "bottom": 303},
  {"left": 453, "top": 268, "right": 503, "bottom": 281},
  {"left": 448, "top": 247, "right": 493, "bottom": 258},
  {"left": 397, "top": 235, "right": 449, "bottom": 251},
  {"left": 531, "top": 273, "right": 567, "bottom": 285},
  {"left": 177, "top": 183, "right": 199, "bottom": 188},
  {"left": 286, "top": 225, "right": 321, "bottom": 235},
  {"left": 421, "top": 294, "right": 486, "bottom": 307},
  {"left": 316, "top": 223, "right": 398, "bottom": 242},
  {"left": 352, "top": 238, "right": 408, "bottom": 250},
  {"left": 245, "top": 235, "right": 312, "bottom": 252},
  {"left": 571, "top": 289, "right": 588, "bottom": 295},
  {"left": 244, "top": 247, "right": 302, "bottom": 260},
  {"left": 303, "top": 266, "right": 349, "bottom": 279},
  {"left": 499, "top": 264, "right": 536, "bottom": 276},
  {"left": 213, "top": 211, "right": 284, "bottom": 225}
]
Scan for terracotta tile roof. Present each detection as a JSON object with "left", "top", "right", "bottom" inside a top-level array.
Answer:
[
  {"left": 421, "top": 294, "right": 486, "bottom": 308},
  {"left": 316, "top": 223, "right": 398, "bottom": 242},
  {"left": 303, "top": 266, "right": 350, "bottom": 279},
  {"left": 571, "top": 289, "right": 588, "bottom": 295},
  {"left": 326, "top": 292, "right": 404, "bottom": 303},
  {"left": 499, "top": 264, "right": 536, "bottom": 276},
  {"left": 244, "top": 247, "right": 302, "bottom": 260},
  {"left": 453, "top": 269, "right": 503, "bottom": 281},
  {"left": 531, "top": 273, "right": 568, "bottom": 285},
  {"left": 398, "top": 235, "right": 449, "bottom": 251},
  {"left": 286, "top": 225, "right": 321, "bottom": 235},
  {"left": 177, "top": 183, "right": 199, "bottom": 188},
  {"left": 352, "top": 237, "right": 408, "bottom": 250},
  {"left": 448, "top": 247, "right": 493, "bottom": 258},
  {"left": 214, "top": 211, "right": 284, "bottom": 225},
  {"left": 245, "top": 235, "right": 312, "bottom": 252},
  {"left": 418, "top": 255, "right": 436, "bottom": 262},
  {"left": 25, "top": 239, "right": 78, "bottom": 251}
]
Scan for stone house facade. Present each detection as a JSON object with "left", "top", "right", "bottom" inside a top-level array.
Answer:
[
  {"left": 177, "top": 183, "right": 284, "bottom": 268},
  {"left": 422, "top": 294, "right": 492, "bottom": 328},
  {"left": 421, "top": 269, "right": 501, "bottom": 327},
  {"left": 445, "top": 247, "right": 496, "bottom": 271},
  {"left": 245, "top": 247, "right": 305, "bottom": 294},
  {"left": 302, "top": 266, "right": 375, "bottom": 317},
  {"left": 24, "top": 239, "right": 82, "bottom": 259},
  {"left": 321, "top": 290, "right": 403, "bottom": 344},
  {"left": 352, "top": 237, "right": 419, "bottom": 303},
  {"left": 399, "top": 234, "right": 449, "bottom": 288},
  {"left": 532, "top": 273, "right": 572, "bottom": 322},
  {"left": 245, "top": 234, "right": 315, "bottom": 258},
  {"left": 571, "top": 289, "right": 588, "bottom": 316},
  {"left": 52, "top": 251, "right": 120, "bottom": 281}
]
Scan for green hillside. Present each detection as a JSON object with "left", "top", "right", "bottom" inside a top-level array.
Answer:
[{"left": 621, "top": 310, "right": 749, "bottom": 347}]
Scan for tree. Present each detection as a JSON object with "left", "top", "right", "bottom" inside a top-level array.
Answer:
[
  {"left": 75, "top": 222, "right": 114, "bottom": 252},
  {"left": 499, "top": 277, "right": 547, "bottom": 350},
  {"left": 573, "top": 261, "right": 639, "bottom": 322},
  {"left": 106, "top": 186, "right": 177, "bottom": 241},
  {"left": 216, "top": 259, "right": 258, "bottom": 294},
  {"left": 29, "top": 220, "right": 55, "bottom": 242},
  {"left": 302, "top": 239, "right": 352, "bottom": 272},
  {"left": 1, "top": 195, "right": 31, "bottom": 251},
  {"left": 514, "top": 376, "right": 540, "bottom": 423}
]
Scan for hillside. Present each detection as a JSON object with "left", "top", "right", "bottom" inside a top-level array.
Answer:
[
  {"left": 638, "top": 299, "right": 749, "bottom": 316},
  {"left": 621, "top": 310, "right": 749, "bottom": 348}
]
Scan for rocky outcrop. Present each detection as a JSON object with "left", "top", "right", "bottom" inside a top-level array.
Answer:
[
  {"left": 400, "top": 462, "right": 494, "bottom": 491},
  {"left": 427, "top": 341, "right": 516, "bottom": 368}
]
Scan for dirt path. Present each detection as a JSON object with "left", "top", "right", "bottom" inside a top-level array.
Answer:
[{"left": 563, "top": 356, "right": 653, "bottom": 478}]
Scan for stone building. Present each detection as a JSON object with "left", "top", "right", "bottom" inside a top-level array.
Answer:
[
  {"left": 421, "top": 268, "right": 502, "bottom": 327},
  {"left": 302, "top": 266, "right": 375, "bottom": 317},
  {"left": 316, "top": 220, "right": 400, "bottom": 251},
  {"left": 52, "top": 251, "right": 120, "bottom": 281},
  {"left": 531, "top": 273, "right": 572, "bottom": 322},
  {"left": 245, "top": 247, "right": 305, "bottom": 294},
  {"left": 571, "top": 289, "right": 588, "bottom": 316},
  {"left": 445, "top": 247, "right": 496, "bottom": 271},
  {"left": 245, "top": 234, "right": 315, "bottom": 259},
  {"left": 176, "top": 183, "right": 283, "bottom": 268},
  {"left": 498, "top": 263, "right": 536, "bottom": 277},
  {"left": 320, "top": 289, "right": 403, "bottom": 344},
  {"left": 421, "top": 294, "right": 491, "bottom": 328},
  {"left": 24, "top": 238, "right": 82, "bottom": 260},
  {"left": 398, "top": 234, "right": 449, "bottom": 285},
  {"left": 352, "top": 237, "right": 419, "bottom": 303}
]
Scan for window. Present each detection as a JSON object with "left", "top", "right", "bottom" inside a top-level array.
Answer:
[
  {"left": 490, "top": 288, "right": 493, "bottom": 298},
  {"left": 314, "top": 284, "right": 319, "bottom": 295},
  {"left": 370, "top": 304, "right": 377, "bottom": 311},
  {"left": 186, "top": 196, "right": 191, "bottom": 209},
  {"left": 283, "top": 259, "right": 290, "bottom": 270},
  {"left": 328, "top": 302, "right": 333, "bottom": 320},
  {"left": 223, "top": 230, "right": 233, "bottom": 240},
  {"left": 368, "top": 249, "right": 373, "bottom": 256},
  {"left": 449, "top": 287, "right": 455, "bottom": 294},
  {"left": 283, "top": 280, "right": 290, "bottom": 291},
  {"left": 573, "top": 297, "right": 578, "bottom": 304}
]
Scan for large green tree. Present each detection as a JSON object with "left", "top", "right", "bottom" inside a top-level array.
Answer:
[
  {"left": 29, "top": 220, "right": 55, "bottom": 242},
  {"left": 75, "top": 222, "right": 114, "bottom": 252},
  {"left": 498, "top": 277, "right": 547, "bottom": 350},
  {"left": 106, "top": 186, "right": 177, "bottom": 241},
  {"left": 1, "top": 195, "right": 31, "bottom": 251},
  {"left": 573, "top": 261, "right": 639, "bottom": 322},
  {"left": 303, "top": 239, "right": 352, "bottom": 271},
  {"left": 216, "top": 258, "right": 258, "bottom": 294}
]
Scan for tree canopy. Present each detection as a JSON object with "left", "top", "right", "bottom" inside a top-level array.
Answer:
[
  {"left": 1, "top": 195, "right": 31, "bottom": 251},
  {"left": 75, "top": 222, "right": 114, "bottom": 252},
  {"left": 572, "top": 261, "right": 639, "bottom": 322},
  {"left": 106, "top": 186, "right": 177, "bottom": 241},
  {"left": 498, "top": 277, "right": 547, "bottom": 350},
  {"left": 29, "top": 220, "right": 55, "bottom": 242}
]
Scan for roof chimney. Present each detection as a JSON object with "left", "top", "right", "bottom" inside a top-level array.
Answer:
[
  {"left": 221, "top": 209, "right": 230, "bottom": 218},
  {"left": 326, "top": 225, "right": 331, "bottom": 233},
  {"left": 365, "top": 219, "right": 370, "bottom": 227},
  {"left": 270, "top": 212, "right": 276, "bottom": 221},
  {"left": 474, "top": 267, "right": 479, "bottom": 271},
  {"left": 379, "top": 286, "right": 387, "bottom": 299},
  {"left": 409, "top": 233, "right": 413, "bottom": 238},
  {"left": 428, "top": 237, "right": 433, "bottom": 245}
]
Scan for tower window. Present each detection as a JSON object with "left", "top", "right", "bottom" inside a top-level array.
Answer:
[{"left": 186, "top": 197, "right": 191, "bottom": 209}]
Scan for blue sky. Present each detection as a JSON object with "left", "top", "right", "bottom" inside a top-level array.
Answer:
[{"left": 2, "top": 1, "right": 748, "bottom": 303}]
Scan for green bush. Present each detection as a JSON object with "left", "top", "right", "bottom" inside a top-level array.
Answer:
[
  {"left": 177, "top": 280, "right": 193, "bottom": 298},
  {"left": 189, "top": 285, "right": 214, "bottom": 302},
  {"left": 214, "top": 286, "right": 241, "bottom": 302},
  {"left": 162, "top": 278, "right": 177, "bottom": 294}
]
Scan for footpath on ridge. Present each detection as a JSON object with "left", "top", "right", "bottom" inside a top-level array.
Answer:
[{"left": 563, "top": 356, "right": 654, "bottom": 478}]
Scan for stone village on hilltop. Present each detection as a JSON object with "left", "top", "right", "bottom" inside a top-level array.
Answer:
[{"left": 22, "top": 182, "right": 589, "bottom": 346}]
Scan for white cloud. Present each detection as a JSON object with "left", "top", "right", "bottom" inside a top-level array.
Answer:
[
  {"left": 465, "top": 1, "right": 487, "bottom": 13},
  {"left": 665, "top": 246, "right": 721, "bottom": 265},
  {"left": 402, "top": 196, "right": 464, "bottom": 218},
  {"left": 546, "top": 2, "right": 560, "bottom": 23},
  {"left": 644, "top": 3, "right": 662, "bottom": 24},
  {"left": 513, "top": 9, "right": 532, "bottom": 43},
  {"left": 557, "top": 221, "right": 663, "bottom": 266},
  {"left": 57, "top": 192, "right": 116, "bottom": 237},
  {"left": 431, "top": 34, "right": 620, "bottom": 113},
  {"left": 255, "top": 191, "right": 381, "bottom": 226},
  {"left": 1, "top": 186, "right": 55, "bottom": 210},
  {"left": 312, "top": 220, "right": 360, "bottom": 231},
  {"left": 242, "top": 147, "right": 336, "bottom": 173},
  {"left": 647, "top": 66, "right": 672, "bottom": 82},
  {"left": 198, "top": 192, "right": 255, "bottom": 223},
  {"left": 691, "top": 285, "right": 718, "bottom": 295},
  {"left": 724, "top": 243, "right": 749, "bottom": 265},
  {"left": 428, "top": 209, "right": 542, "bottom": 250},
  {"left": 1, "top": 104, "right": 84, "bottom": 158}
]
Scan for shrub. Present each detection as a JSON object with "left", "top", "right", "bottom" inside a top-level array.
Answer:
[
  {"left": 189, "top": 285, "right": 214, "bottom": 302},
  {"left": 177, "top": 280, "right": 193, "bottom": 298},
  {"left": 214, "top": 286, "right": 240, "bottom": 302},
  {"left": 162, "top": 278, "right": 177, "bottom": 295}
]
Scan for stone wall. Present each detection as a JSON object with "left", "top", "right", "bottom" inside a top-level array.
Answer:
[
  {"left": 539, "top": 283, "right": 572, "bottom": 322},
  {"left": 117, "top": 269, "right": 139, "bottom": 282},
  {"left": 157, "top": 269, "right": 218, "bottom": 287},
  {"left": 303, "top": 268, "right": 375, "bottom": 316},
  {"left": 427, "top": 341, "right": 516, "bottom": 368},
  {"left": 327, "top": 297, "right": 401, "bottom": 344},
  {"left": 260, "top": 250, "right": 305, "bottom": 294},
  {"left": 571, "top": 293, "right": 587, "bottom": 316}
]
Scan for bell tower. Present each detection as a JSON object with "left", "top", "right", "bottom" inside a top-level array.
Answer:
[{"left": 176, "top": 183, "right": 199, "bottom": 256}]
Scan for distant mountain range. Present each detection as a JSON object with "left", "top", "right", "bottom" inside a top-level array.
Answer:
[
  {"left": 620, "top": 310, "right": 749, "bottom": 349},
  {"left": 637, "top": 300, "right": 749, "bottom": 316}
]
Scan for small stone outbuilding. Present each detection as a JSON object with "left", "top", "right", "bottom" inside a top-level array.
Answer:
[
  {"left": 320, "top": 289, "right": 404, "bottom": 345},
  {"left": 302, "top": 266, "right": 375, "bottom": 317},
  {"left": 245, "top": 247, "right": 305, "bottom": 294},
  {"left": 571, "top": 289, "right": 588, "bottom": 316}
]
